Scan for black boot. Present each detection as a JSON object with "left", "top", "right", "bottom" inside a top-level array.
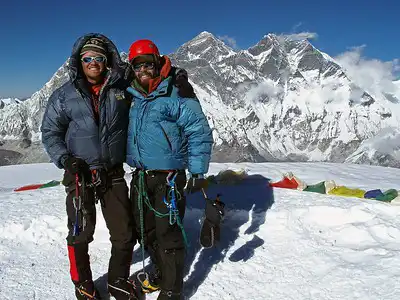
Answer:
[
  {"left": 75, "top": 280, "right": 102, "bottom": 300},
  {"left": 139, "top": 267, "right": 161, "bottom": 294},
  {"left": 108, "top": 277, "right": 144, "bottom": 300},
  {"left": 157, "top": 290, "right": 182, "bottom": 300}
]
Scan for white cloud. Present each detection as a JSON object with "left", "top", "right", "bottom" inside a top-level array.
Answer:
[
  {"left": 356, "top": 126, "right": 400, "bottom": 156},
  {"left": 393, "top": 59, "right": 400, "bottom": 72},
  {"left": 334, "top": 46, "right": 400, "bottom": 99},
  {"left": 218, "top": 35, "right": 238, "bottom": 49},
  {"left": 277, "top": 22, "right": 318, "bottom": 42},
  {"left": 278, "top": 32, "right": 318, "bottom": 42},
  {"left": 241, "top": 80, "right": 283, "bottom": 104}
]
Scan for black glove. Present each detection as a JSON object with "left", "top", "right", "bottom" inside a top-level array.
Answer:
[
  {"left": 174, "top": 69, "right": 197, "bottom": 98},
  {"left": 205, "top": 195, "right": 225, "bottom": 226},
  {"left": 185, "top": 174, "right": 208, "bottom": 194},
  {"left": 64, "top": 156, "right": 86, "bottom": 175}
]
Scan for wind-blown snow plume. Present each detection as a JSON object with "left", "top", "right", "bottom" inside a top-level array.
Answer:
[
  {"left": 335, "top": 46, "right": 400, "bottom": 100},
  {"left": 217, "top": 35, "right": 239, "bottom": 50},
  {"left": 278, "top": 31, "right": 318, "bottom": 42}
]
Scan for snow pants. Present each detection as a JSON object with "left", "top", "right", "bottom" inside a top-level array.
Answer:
[
  {"left": 63, "top": 165, "right": 135, "bottom": 285},
  {"left": 130, "top": 170, "right": 187, "bottom": 300}
]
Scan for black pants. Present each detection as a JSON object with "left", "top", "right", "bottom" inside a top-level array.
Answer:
[
  {"left": 130, "top": 170, "right": 186, "bottom": 298},
  {"left": 64, "top": 167, "right": 135, "bottom": 285}
]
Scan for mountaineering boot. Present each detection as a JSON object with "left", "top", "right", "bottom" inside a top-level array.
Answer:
[
  {"left": 142, "top": 239, "right": 162, "bottom": 293},
  {"left": 139, "top": 267, "right": 161, "bottom": 293},
  {"left": 157, "top": 290, "right": 182, "bottom": 300},
  {"left": 75, "top": 280, "right": 102, "bottom": 299},
  {"left": 108, "top": 277, "right": 145, "bottom": 300}
]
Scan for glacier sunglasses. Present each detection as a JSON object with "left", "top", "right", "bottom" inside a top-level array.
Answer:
[
  {"left": 132, "top": 62, "right": 155, "bottom": 72},
  {"left": 81, "top": 56, "right": 107, "bottom": 63}
]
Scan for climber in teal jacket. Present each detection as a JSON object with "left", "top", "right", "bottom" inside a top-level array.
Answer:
[
  {"left": 125, "top": 39, "right": 213, "bottom": 300},
  {"left": 125, "top": 43, "right": 213, "bottom": 176}
]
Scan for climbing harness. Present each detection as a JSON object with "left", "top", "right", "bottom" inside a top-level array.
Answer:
[
  {"left": 134, "top": 170, "right": 188, "bottom": 292},
  {"left": 164, "top": 172, "right": 187, "bottom": 243}
]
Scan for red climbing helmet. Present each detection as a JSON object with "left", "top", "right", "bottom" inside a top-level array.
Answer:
[{"left": 128, "top": 39, "right": 160, "bottom": 63}]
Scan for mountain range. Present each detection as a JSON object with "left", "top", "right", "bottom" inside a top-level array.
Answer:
[{"left": 1, "top": 31, "right": 400, "bottom": 167}]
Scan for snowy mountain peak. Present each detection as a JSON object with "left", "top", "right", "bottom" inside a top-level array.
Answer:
[
  {"left": 171, "top": 32, "right": 400, "bottom": 167},
  {"left": 248, "top": 33, "right": 281, "bottom": 57},
  {"left": 173, "top": 31, "right": 236, "bottom": 63},
  {"left": 197, "top": 31, "right": 214, "bottom": 38}
]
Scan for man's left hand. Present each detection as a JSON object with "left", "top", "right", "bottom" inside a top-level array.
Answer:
[{"left": 174, "top": 69, "right": 196, "bottom": 98}]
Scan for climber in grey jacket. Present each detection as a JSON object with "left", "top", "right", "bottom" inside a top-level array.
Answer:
[{"left": 41, "top": 33, "right": 139, "bottom": 300}]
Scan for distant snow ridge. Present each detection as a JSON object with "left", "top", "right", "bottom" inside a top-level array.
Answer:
[
  {"left": 0, "top": 98, "right": 22, "bottom": 108},
  {"left": 0, "top": 62, "right": 69, "bottom": 142},
  {"left": 1, "top": 32, "right": 400, "bottom": 167}
]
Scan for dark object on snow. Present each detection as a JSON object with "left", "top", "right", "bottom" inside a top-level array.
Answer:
[
  {"left": 200, "top": 191, "right": 225, "bottom": 248},
  {"left": 376, "top": 189, "right": 398, "bottom": 202},
  {"left": 364, "top": 189, "right": 384, "bottom": 199},
  {"left": 19, "top": 138, "right": 31, "bottom": 149}
]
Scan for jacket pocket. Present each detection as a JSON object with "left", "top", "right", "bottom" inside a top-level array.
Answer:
[{"left": 160, "top": 124, "right": 173, "bottom": 151}]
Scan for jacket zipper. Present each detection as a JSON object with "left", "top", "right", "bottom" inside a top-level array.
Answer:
[
  {"left": 97, "top": 75, "right": 111, "bottom": 167},
  {"left": 135, "top": 100, "right": 147, "bottom": 168}
]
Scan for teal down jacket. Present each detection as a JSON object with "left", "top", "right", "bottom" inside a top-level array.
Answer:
[{"left": 126, "top": 77, "right": 213, "bottom": 175}]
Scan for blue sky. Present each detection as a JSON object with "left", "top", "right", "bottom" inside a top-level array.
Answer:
[{"left": 0, "top": 0, "right": 398, "bottom": 98}]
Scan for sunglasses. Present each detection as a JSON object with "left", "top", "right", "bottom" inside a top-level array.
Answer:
[
  {"left": 81, "top": 56, "right": 107, "bottom": 63},
  {"left": 132, "top": 62, "right": 155, "bottom": 72}
]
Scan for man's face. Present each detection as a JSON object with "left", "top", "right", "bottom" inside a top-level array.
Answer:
[
  {"left": 81, "top": 51, "right": 107, "bottom": 82},
  {"left": 132, "top": 56, "right": 156, "bottom": 88}
]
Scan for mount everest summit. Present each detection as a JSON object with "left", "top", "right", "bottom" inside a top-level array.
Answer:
[{"left": 1, "top": 31, "right": 399, "bottom": 167}]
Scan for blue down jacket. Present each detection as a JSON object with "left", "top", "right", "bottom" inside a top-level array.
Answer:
[
  {"left": 126, "top": 77, "right": 213, "bottom": 175},
  {"left": 41, "top": 33, "right": 131, "bottom": 170}
]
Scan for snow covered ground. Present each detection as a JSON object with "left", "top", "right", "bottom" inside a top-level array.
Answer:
[{"left": 1, "top": 162, "right": 400, "bottom": 299}]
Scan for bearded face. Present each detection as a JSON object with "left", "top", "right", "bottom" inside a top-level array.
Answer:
[{"left": 131, "top": 56, "right": 157, "bottom": 89}]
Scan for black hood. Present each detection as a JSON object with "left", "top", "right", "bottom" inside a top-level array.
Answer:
[{"left": 68, "top": 33, "right": 128, "bottom": 83}]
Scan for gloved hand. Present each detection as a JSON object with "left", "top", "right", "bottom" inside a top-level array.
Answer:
[
  {"left": 185, "top": 174, "right": 208, "bottom": 194},
  {"left": 64, "top": 156, "right": 86, "bottom": 175},
  {"left": 174, "top": 69, "right": 197, "bottom": 98},
  {"left": 205, "top": 195, "right": 225, "bottom": 225}
]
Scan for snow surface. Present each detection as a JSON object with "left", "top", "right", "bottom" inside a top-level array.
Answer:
[
  {"left": 1, "top": 162, "right": 400, "bottom": 299},
  {"left": 0, "top": 98, "right": 21, "bottom": 105}
]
